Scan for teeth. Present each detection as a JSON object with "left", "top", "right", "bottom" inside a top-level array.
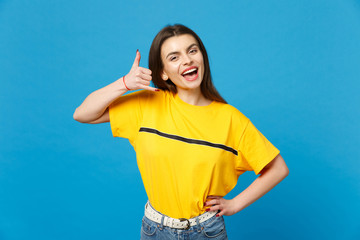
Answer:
[{"left": 182, "top": 68, "right": 197, "bottom": 75}]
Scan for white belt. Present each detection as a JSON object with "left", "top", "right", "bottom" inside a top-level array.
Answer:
[{"left": 144, "top": 201, "right": 217, "bottom": 230}]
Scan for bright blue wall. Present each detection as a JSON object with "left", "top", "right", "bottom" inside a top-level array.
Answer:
[{"left": 1, "top": 0, "right": 359, "bottom": 239}]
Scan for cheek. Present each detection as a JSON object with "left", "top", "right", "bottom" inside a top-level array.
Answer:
[
  {"left": 166, "top": 63, "right": 180, "bottom": 76},
  {"left": 198, "top": 55, "right": 204, "bottom": 65}
]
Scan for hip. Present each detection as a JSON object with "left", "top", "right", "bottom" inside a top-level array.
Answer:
[{"left": 140, "top": 201, "right": 228, "bottom": 240}]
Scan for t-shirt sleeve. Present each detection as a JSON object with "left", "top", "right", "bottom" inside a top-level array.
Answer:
[
  {"left": 108, "top": 90, "right": 145, "bottom": 142},
  {"left": 236, "top": 120, "right": 280, "bottom": 175}
]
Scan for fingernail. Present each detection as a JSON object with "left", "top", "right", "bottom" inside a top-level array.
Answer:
[
  {"left": 216, "top": 214, "right": 220, "bottom": 217},
  {"left": 136, "top": 49, "right": 139, "bottom": 53},
  {"left": 155, "top": 89, "right": 159, "bottom": 91},
  {"left": 205, "top": 209, "right": 210, "bottom": 212}
]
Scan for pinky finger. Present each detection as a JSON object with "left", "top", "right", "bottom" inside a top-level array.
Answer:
[{"left": 143, "top": 86, "right": 159, "bottom": 92}]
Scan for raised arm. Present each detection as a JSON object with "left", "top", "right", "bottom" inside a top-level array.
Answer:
[{"left": 73, "top": 50, "right": 158, "bottom": 124}]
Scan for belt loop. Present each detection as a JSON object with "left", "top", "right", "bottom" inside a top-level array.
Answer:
[
  {"left": 195, "top": 215, "right": 201, "bottom": 232},
  {"left": 159, "top": 215, "right": 164, "bottom": 230}
]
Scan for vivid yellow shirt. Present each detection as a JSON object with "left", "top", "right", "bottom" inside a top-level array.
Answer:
[{"left": 109, "top": 90, "right": 280, "bottom": 219}]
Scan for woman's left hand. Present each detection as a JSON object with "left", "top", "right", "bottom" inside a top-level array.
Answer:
[{"left": 204, "top": 196, "right": 239, "bottom": 217}]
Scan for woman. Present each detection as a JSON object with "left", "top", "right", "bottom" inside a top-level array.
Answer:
[{"left": 74, "top": 24, "right": 289, "bottom": 240}]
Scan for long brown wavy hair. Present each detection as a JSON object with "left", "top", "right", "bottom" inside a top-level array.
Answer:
[{"left": 148, "top": 24, "right": 227, "bottom": 104}]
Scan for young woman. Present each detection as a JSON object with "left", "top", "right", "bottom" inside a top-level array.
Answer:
[{"left": 74, "top": 24, "right": 289, "bottom": 240}]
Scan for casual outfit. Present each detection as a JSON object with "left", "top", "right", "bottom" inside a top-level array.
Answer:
[{"left": 109, "top": 90, "right": 280, "bottom": 239}]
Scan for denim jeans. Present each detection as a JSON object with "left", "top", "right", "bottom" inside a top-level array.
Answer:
[{"left": 140, "top": 211, "right": 228, "bottom": 240}]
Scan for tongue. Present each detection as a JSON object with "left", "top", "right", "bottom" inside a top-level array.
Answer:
[{"left": 183, "top": 71, "right": 197, "bottom": 81}]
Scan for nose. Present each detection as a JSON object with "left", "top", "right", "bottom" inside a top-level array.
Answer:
[{"left": 182, "top": 54, "right": 192, "bottom": 65}]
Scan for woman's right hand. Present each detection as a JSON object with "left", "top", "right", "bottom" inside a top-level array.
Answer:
[
  {"left": 74, "top": 50, "right": 158, "bottom": 124},
  {"left": 122, "top": 50, "right": 158, "bottom": 92}
]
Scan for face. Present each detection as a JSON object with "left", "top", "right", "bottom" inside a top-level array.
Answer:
[{"left": 160, "top": 34, "right": 204, "bottom": 93}]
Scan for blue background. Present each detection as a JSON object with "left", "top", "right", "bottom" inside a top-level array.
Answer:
[{"left": 1, "top": 0, "right": 359, "bottom": 239}]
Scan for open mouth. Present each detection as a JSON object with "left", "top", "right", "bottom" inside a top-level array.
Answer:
[{"left": 181, "top": 67, "right": 198, "bottom": 81}]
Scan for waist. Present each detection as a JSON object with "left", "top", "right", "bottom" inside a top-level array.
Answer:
[{"left": 144, "top": 201, "right": 218, "bottom": 230}]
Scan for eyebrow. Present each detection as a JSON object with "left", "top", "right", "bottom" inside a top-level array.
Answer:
[{"left": 165, "top": 43, "right": 199, "bottom": 59}]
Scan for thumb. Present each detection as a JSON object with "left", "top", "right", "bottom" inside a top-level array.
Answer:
[{"left": 132, "top": 49, "right": 141, "bottom": 69}]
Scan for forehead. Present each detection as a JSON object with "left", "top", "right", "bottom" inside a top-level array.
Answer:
[{"left": 161, "top": 34, "right": 199, "bottom": 56}]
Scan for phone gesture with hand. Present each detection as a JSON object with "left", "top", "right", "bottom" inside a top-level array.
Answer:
[{"left": 122, "top": 50, "right": 158, "bottom": 92}]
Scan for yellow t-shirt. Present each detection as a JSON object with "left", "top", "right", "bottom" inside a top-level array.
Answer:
[{"left": 109, "top": 90, "right": 280, "bottom": 219}]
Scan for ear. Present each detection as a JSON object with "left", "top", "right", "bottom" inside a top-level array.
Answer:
[{"left": 161, "top": 71, "right": 169, "bottom": 81}]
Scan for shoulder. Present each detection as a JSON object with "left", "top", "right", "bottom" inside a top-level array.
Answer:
[
  {"left": 138, "top": 89, "right": 168, "bottom": 100},
  {"left": 211, "top": 102, "right": 250, "bottom": 141},
  {"left": 214, "top": 102, "right": 249, "bottom": 123}
]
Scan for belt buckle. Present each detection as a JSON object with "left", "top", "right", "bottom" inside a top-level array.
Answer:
[{"left": 178, "top": 218, "right": 190, "bottom": 230}]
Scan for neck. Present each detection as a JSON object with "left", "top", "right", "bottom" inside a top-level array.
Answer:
[{"left": 176, "top": 88, "right": 212, "bottom": 106}]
